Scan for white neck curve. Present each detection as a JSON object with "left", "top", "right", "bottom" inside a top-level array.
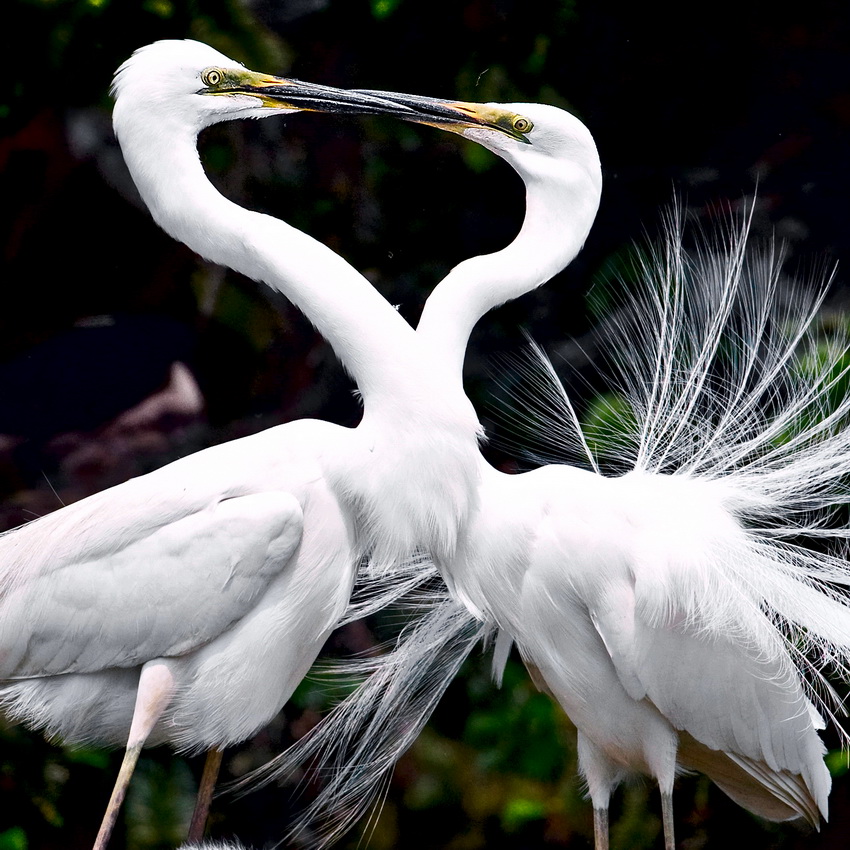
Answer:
[
  {"left": 417, "top": 154, "right": 601, "bottom": 380},
  {"left": 115, "top": 109, "right": 427, "bottom": 405},
  {"left": 113, "top": 95, "right": 485, "bottom": 568}
]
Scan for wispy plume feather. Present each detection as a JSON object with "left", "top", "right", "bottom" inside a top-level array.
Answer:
[
  {"left": 237, "top": 205, "right": 850, "bottom": 841},
  {"left": 231, "top": 590, "right": 488, "bottom": 848},
  {"left": 506, "top": 204, "right": 850, "bottom": 719}
]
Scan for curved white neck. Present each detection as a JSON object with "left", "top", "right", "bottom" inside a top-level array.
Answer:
[
  {"left": 417, "top": 160, "right": 600, "bottom": 379},
  {"left": 117, "top": 115, "right": 424, "bottom": 405}
]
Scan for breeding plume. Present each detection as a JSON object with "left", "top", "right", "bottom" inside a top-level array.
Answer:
[
  {"left": 0, "top": 40, "right": 519, "bottom": 849},
  {"left": 246, "top": 97, "right": 850, "bottom": 850}
]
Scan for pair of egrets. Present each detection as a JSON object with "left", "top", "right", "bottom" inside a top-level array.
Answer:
[{"left": 2, "top": 38, "right": 850, "bottom": 850}]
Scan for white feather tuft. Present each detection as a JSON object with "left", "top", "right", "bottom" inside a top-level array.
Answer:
[
  {"left": 235, "top": 205, "right": 850, "bottom": 838},
  {"left": 229, "top": 587, "right": 488, "bottom": 848},
  {"left": 504, "top": 205, "right": 850, "bottom": 733}
]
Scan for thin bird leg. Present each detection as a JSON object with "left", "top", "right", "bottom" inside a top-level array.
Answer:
[
  {"left": 577, "top": 734, "right": 616, "bottom": 850},
  {"left": 593, "top": 807, "right": 609, "bottom": 850},
  {"left": 187, "top": 747, "right": 224, "bottom": 842},
  {"left": 92, "top": 660, "right": 177, "bottom": 850},
  {"left": 660, "top": 789, "right": 675, "bottom": 850}
]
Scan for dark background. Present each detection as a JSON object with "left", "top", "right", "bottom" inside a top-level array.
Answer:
[{"left": 1, "top": 0, "right": 849, "bottom": 848}]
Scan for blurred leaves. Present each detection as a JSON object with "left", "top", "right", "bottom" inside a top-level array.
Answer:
[
  {"left": 0, "top": 828, "right": 27, "bottom": 850},
  {"left": 371, "top": 0, "right": 403, "bottom": 20},
  {"left": 581, "top": 392, "right": 637, "bottom": 462},
  {"left": 825, "top": 750, "right": 850, "bottom": 779},
  {"left": 0, "top": 0, "right": 286, "bottom": 134},
  {"left": 125, "top": 759, "right": 196, "bottom": 849},
  {"left": 463, "top": 660, "right": 565, "bottom": 783}
]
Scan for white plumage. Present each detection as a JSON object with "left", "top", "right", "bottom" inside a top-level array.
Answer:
[
  {"left": 242, "top": 101, "right": 850, "bottom": 849},
  {"left": 5, "top": 39, "right": 849, "bottom": 850},
  {"left": 0, "top": 38, "right": 481, "bottom": 753},
  {"left": 0, "top": 40, "right": 490, "bottom": 848}
]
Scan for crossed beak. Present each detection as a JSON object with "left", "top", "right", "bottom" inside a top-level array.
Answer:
[
  {"left": 352, "top": 89, "right": 533, "bottom": 143},
  {"left": 204, "top": 70, "right": 532, "bottom": 142}
]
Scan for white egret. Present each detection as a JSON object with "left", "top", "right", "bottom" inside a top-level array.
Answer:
[
  {"left": 0, "top": 40, "right": 516, "bottom": 849},
  {"left": 245, "top": 98, "right": 850, "bottom": 850}
]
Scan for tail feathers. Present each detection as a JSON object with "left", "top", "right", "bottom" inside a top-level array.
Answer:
[{"left": 678, "top": 732, "right": 826, "bottom": 827}]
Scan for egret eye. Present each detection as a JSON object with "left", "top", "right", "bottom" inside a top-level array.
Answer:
[
  {"left": 512, "top": 116, "right": 533, "bottom": 134},
  {"left": 201, "top": 68, "right": 223, "bottom": 87}
]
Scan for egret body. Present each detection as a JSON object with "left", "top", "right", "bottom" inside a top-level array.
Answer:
[
  {"left": 0, "top": 41, "right": 493, "bottom": 848},
  {"left": 417, "top": 104, "right": 831, "bottom": 842},
  {"left": 259, "top": 99, "right": 846, "bottom": 850}
]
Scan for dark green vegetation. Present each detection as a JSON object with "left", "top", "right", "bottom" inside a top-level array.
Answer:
[{"left": 1, "top": 0, "right": 850, "bottom": 847}]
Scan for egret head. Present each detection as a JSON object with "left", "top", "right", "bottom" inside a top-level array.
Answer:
[
  {"left": 112, "top": 40, "right": 442, "bottom": 135},
  {"left": 351, "top": 90, "right": 601, "bottom": 191},
  {"left": 464, "top": 102, "right": 598, "bottom": 177},
  {"left": 112, "top": 40, "right": 595, "bottom": 180}
]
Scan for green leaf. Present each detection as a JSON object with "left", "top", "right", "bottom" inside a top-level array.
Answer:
[
  {"left": 61, "top": 747, "right": 110, "bottom": 769},
  {"left": 371, "top": 0, "right": 402, "bottom": 19},
  {"left": 125, "top": 758, "right": 195, "bottom": 848},
  {"left": 462, "top": 142, "right": 496, "bottom": 174},
  {"left": 142, "top": 0, "right": 174, "bottom": 18},
  {"left": 826, "top": 749, "right": 849, "bottom": 778},
  {"left": 0, "top": 828, "right": 27, "bottom": 850},
  {"left": 501, "top": 796, "right": 546, "bottom": 831},
  {"left": 582, "top": 392, "right": 638, "bottom": 459}
]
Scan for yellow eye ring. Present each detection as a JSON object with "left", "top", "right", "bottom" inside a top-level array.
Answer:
[
  {"left": 201, "top": 68, "right": 223, "bottom": 87},
  {"left": 513, "top": 116, "right": 533, "bottom": 134}
]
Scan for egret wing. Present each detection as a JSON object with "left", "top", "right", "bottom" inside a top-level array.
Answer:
[
  {"left": 0, "top": 485, "right": 303, "bottom": 678},
  {"left": 590, "top": 567, "right": 830, "bottom": 821}
]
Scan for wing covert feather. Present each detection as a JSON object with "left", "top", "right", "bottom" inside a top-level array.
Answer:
[
  {"left": 591, "top": 579, "right": 829, "bottom": 817},
  {"left": 0, "top": 491, "right": 303, "bottom": 677}
]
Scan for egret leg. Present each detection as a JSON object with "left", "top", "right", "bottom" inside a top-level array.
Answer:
[
  {"left": 578, "top": 734, "right": 621, "bottom": 850},
  {"left": 92, "top": 660, "right": 176, "bottom": 850},
  {"left": 660, "top": 789, "right": 675, "bottom": 850},
  {"left": 593, "top": 806, "right": 609, "bottom": 850},
  {"left": 187, "top": 748, "right": 224, "bottom": 842}
]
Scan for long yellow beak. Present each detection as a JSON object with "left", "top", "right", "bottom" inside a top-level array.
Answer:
[
  {"left": 202, "top": 69, "right": 438, "bottom": 118},
  {"left": 202, "top": 68, "right": 532, "bottom": 141},
  {"left": 352, "top": 89, "right": 534, "bottom": 143}
]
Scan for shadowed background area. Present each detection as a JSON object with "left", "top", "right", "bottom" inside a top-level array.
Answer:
[{"left": 1, "top": 0, "right": 849, "bottom": 847}]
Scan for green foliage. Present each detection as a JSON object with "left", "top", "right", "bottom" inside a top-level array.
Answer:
[
  {"left": 371, "top": 0, "right": 403, "bottom": 19},
  {"left": 142, "top": 0, "right": 174, "bottom": 18},
  {"left": 125, "top": 759, "right": 196, "bottom": 849},
  {"left": 0, "top": 0, "right": 286, "bottom": 133},
  {"left": 609, "top": 786, "right": 659, "bottom": 850},
  {"left": 795, "top": 338, "right": 850, "bottom": 419},
  {"left": 461, "top": 142, "right": 498, "bottom": 174},
  {"left": 585, "top": 243, "right": 650, "bottom": 321},
  {"left": 62, "top": 747, "right": 111, "bottom": 769},
  {"left": 0, "top": 828, "right": 27, "bottom": 850},
  {"left": 581, "top": 392, "right": 637, "bottom": 460},
  {"left": 825, "top": 750, "right": 849, "bottom": 778},
  {"left": 500, "top": 796, "right": 547, "bottom": 832},
  {"left": 768, "top": 332, "right": 850, "bottom": 453},
  {"left": 463, "top": 659, "right": 566, "bottom": 783}
]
